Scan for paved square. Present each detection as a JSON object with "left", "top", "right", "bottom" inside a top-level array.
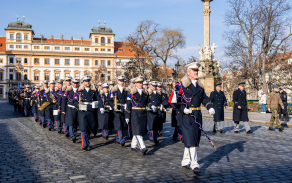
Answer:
[{"left": 0, "top": 100, "right": 292, "bottom": 183}]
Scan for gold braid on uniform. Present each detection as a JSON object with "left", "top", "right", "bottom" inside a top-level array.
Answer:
[{"left": 205, "top": 102, "right": 212, "bottom": 108}]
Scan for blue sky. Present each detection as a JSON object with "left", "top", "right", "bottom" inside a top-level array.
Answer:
[{"left": 0, "top": 0, "right": 227, "bottom": 67}]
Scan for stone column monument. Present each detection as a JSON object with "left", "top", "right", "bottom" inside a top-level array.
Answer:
[{"left": 198, "top": 0, "right": 221, "bottom": 96}]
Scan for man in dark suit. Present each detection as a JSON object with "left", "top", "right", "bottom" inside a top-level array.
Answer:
[
  {"left": 209, "top": 83, "right": 228, "bottom": 133},
  {"left": 232, "top": 82, "right": 253, "bottom": 134},
  {"left": 179, "top": 62, "right": 215, "bottom": 174}
]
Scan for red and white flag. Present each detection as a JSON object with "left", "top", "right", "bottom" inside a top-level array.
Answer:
[{"left": 168, "top": 90, "right": 177, "bottom": 104}]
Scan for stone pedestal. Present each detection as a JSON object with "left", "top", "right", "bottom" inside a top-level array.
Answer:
[{"left": 200, "top": 77, "right": 220, "bottom": 96}]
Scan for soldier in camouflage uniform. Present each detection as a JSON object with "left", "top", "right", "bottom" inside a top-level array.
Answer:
[{"left": 267, "top": 85, "right": 284, "bottom": 132}]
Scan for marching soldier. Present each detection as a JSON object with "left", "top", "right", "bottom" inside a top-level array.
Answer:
[
  {"left": 61, "top": 78, "right": 80, "bottom": 142},
  {"left": 267, "top": 85, "right": 284, "bottom": 132},
  {"left": 39, "top": 81, "right": 48, "bottom": 127},
  {"left": 143, "top": 80, "right": 149, "bottom": 90},
  {"left": 170, "top": 83, "right": 183, "bottom": 142},
  {"left": 98, "top": 83, "right": 114, "bottom": 141},
  {"left": 31, "top": 86, "right": 39, "bottom": 122},
  {"left": 232, "top": 82, "right": 253, "bottom": 134},
  {"left": 53, "top": 79, "right": 64, "bottom": 133},
  {"left": 108, "top": 81, "right": 115, "bottom": 132},
  {"left": 178, "top": 62, "right": 215, "bottom": 174},
  {"left": 23, "top": 85, "right": 32, "bottom": 117},
  {"left": 157, "top": 82, "right": 169, "bottom": 136},
  {"left": 45, "top": 81, "right": 56, "bottom": 131},
  {"left": 147, "top": 81, "right": 162, "bottom": 145},
  {"left": 109, "top": 81, "right": 115, "bottom": 90},
  {"left": 209, "top": 83, "right": 228, "bottom": 133},
  {"left": 111, "top": 75, "right": 129, "bottom": 146},
  {"left": 61, "top": 77, "right": 72, "bottom": 135},
  {"left": 129, "top": 78, "right": 136, "bottom": 90},
  {"left": 126, "top": 76, "right": 149, "bottom": 155},
  {"left": 279, "top": 87, "right": 289, "bottom": 122},
  {"left": 74, "top": 75, "right": 104, "bottom": 150},
  {"left": 98, "top": 82, "right": 103, "bottom": 92}
]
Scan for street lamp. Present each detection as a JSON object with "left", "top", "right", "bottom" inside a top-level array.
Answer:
[
  {"left": 173, "top": 61, "right": 181, "bottom": 83},
  {"left": 268, "top": 68, "right": 272, "bottom": 93}
]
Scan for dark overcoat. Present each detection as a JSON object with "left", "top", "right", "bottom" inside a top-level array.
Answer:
[
  {"left": 31, "top": 91, "right": 38, "bottom": 114},
  {"left": 23, "top": 90, "right": 31, "bottom": 112},
  {"left": 98, "top": 92, "right": 114, "bottom": 130},
  {"left": 179, "top": 76, "right": 213, "bottom": 147},
  {"left": 111, "top": 85, "right": 128, "bottom": 131},
  {"left": 209, "top": 90, "right": 227, "bottom": 122},
  {"left": 61, "top": 86, "right": 79, "bottom": 126},
  {"left": 232, "top": 88, "right": 249, "bottom": 122},
  {"left": 147, "top": 89, "right": 162, "bottom": 130}
]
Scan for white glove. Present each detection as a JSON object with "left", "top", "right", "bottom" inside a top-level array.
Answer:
[
  {"left": 109, "top": 107, "right": 112, "bottom": 110},
  {"left": 209, "top": 108, "right": 215, "bottom": 116},
  {"left": 125, "top": 118, "right": 129, "bottom": 124},
  {"left": 151, "top": 105, "right": 156, "bottom": 112},
  {"left": 100, "top": 108, "right": 105, "bottom": 114},
  {"left": 184, "top": 108, "right": 192, "bottom": 114},
  {"left": 124, "top": 103, "right": 127, "bottom": 110}
]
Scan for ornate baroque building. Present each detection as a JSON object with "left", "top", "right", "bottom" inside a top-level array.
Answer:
[{"left": 0, "top": 18, "right": 136, "bottom": 99}]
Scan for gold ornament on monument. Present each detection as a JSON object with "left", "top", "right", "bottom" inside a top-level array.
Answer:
[{"left": 14, "top": 63, "right": 23, "bottom": 71}]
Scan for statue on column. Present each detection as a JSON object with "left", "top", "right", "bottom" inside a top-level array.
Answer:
[
  {"left": 211, "top": 43, "right": 218, "bottom": 60},
  {"left": 198, "top": 44, "right": 205, "bottom": 60}
]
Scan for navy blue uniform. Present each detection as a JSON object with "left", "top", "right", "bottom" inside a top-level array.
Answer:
[
  {"left": 171, "top": 87, "right": 183, "bottom": 141},
  {"left": 31, "top": 91, "right": 38, "bottom": 120},
  {"left": 232, "top": 88, "right": 249, "bottom": 122},
  {"left": 23, "top": 90, "right": 31, "bottom": 116},
  {"left": 45, "top": 89, "right": 55, "bottom": 129},
  {"left": 53, "top": 87, "right": 63, "bottom": 132},
  {"left": 98, "top": 92, "right": 114, "bottom": 138}
]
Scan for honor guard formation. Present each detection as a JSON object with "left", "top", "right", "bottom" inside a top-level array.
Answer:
[{"left": 8, "top": 62, "right": 287, "bottom": 174}]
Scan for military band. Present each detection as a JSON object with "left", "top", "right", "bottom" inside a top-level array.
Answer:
[{"left": 8, "top": 64, "right": 290, "bottom": 175}]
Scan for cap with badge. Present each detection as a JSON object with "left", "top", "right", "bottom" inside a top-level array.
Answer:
[
  {"left": 117, "top": 75, "right": 126, "bottom": 81},
  {"left": 143, "top": 80, "right": 149, "bottom": 85},
  {"left": 108, "top": 81, "right": 115, "bottom": 85},
  {"left": 34, "top": 85, "right": 39, "bottom": 89},
  {"left": 25, "top": 85, "right": 30, "bottom": 88},
  {"left": 65, "top": 76, "right": 72, "bottom": 81},
  {"left": 150, "top": 81, "right": 158, "bottom": 87},
  {"left": 43, "top": 80, "right": 49, "bottom": 84},
  {"left": 157, "top": 82, "right": 163, "bottom": 87},
  {"left": 83, "top": 75, "right": 91, "bottom": 82},
  {"left": 57, "top": 79, "right": 64, "bottom": 83},
  {"left": 279, "top": 87, "right": 283, "bottom": 90},
  {"left": 49, "top": 80, "right": 55, "bottom": 84},
  {"left": 98, "top": 82, "right": 103, "bottom": 86},
  {"left": 215, "top": 83, "right": 222, "bottom": 87},
  {"left": 238, "top": 82, "right": 245, "bottom": 86},
  {"left": 72, "top": 78, "right": 80, "bottom": 83},
  {"left": 102, "top": 83, "right": 109, "bottom": 88},
  {"left": 131, "top": 78, "right": 136, "bottom": 83},
  {"left": 273, "top": 85, "right": 278, "bottom": 88},
  {"left": 135, "top": 76, "right": 144, "bottom": 83},
  {"left": 186, "top": 62, "right": 200, "bottom": 71}
]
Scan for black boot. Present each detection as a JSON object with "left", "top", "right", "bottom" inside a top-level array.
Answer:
[
  {"left": 279, "top": 127, "right": 284, "bottom": 132},
  {"left": 268, "top": 127, "right": 275, "bottom": 131}
]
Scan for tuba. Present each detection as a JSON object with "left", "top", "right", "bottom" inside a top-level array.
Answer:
[{"left": 39, "top": 94, "right": 56, "bottom": 111}]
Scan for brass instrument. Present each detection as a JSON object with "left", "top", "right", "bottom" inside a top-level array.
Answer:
[
  {"left": 39, "top": 101, "right": 51, "bottom": 111},
  {"left": 30, "top": 98, "right": 35, "bottom": 106},
  {"left": 114, "top": 94, "right": 121, "bottom": 112},
  {"left": 20, "top": 93, "right": 25, "bottom": 98}
]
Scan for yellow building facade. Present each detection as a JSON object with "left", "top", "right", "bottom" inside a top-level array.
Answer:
[{"left": 0, "top": 18, "right": 136, "bottom": 99}]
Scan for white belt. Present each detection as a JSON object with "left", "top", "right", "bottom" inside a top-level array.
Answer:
[
  {"left": 68, "top": 104, "right": 76, "bottom": 109},
  {"left": 83, "top": 102, "right": 91, "bottom": 105}
]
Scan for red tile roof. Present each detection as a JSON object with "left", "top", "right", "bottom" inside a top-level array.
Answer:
[
  {"left": 114, "top": 42, "right": 136, "bottom": 56},
  {"left": 0, "top": 37, "right": 6, "bottom": 51}
]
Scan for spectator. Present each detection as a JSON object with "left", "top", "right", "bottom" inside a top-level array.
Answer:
[{"left": 260, "top": 92, "right": 267, "bottom": 113}]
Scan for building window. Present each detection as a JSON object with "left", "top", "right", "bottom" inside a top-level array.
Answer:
[
  {"left": 10, "top": 34, "right": 13, "bottom": 40},
  {"left": 44, "top": 73, "right": 50, "bottom": 80},
  {"left": 45, "top": 58, "right": 50, "bottom": 64},
  {"left": 95, "top": 38, "right": 98, "bottom": 43},
  {"left": 65, "top": 47, "right": 70, "bottom": 50},
  {"left": 107, "top": 60, "right": 111, "bottom": 66},
  {"left": 116, "top": 62, "right": 120, "bottom": 66},
  {"left": 9, "top": 69, "right": 13, "bottom": 72},
  {"left": 101, "top": 37, "right": 105, "bottom": 43},
  {"left": 16, "top": 45, "right": 22, "bottom": 48},
  {"left": 95, "top": 48, "right": 98, "bottom": 51},
  {"left": 0, "top": 59, "right": 2, "bottom": 63},
  {"left": 108, "top": 39, "right": 110, "bottom": 43},
  {"left": 34, "top": 73, "right": 39, "bottom": 81},
  {"left": 55, "top": 47, "right": 60, "bottom": 50},
  {"left": 34, "top": 58, "right": 39, "bottom": 64},
  {"left": 84, "top": 60, "right": 89, "bottom": 65},
  {"left": 0, "top": 72, "right": 2, "bottom": 80},
  {"left": 108, "top": 49, "right": 111, "bottom": 52},
  {"left": 34, "top": 46, "right": 40, "bottom": 49},
  {"left": 75, "top": 47, "right": 80, "bottom": 51},
  {"left": 107, "top": 76, "right": 110, "bottom": 81},
  {"left": 24, "top": 69, "right": 27, "bottom": 72},
  {"left": 16, "top": 58, "right": 21, "bottom": 64},
  {"left": 24, "top": 45, "right": 28, "bottom": 49},
  {"left": 24, "top": 35, "right": 28, "bottom": 40},
  {"left": 84, "top": 48, "right": 90, "bottom": 51},
  {"left": 55, "top": 59, "right": 60, "bottom": 65},
  {"left": 9, "top": 74, "right": 13, "bottom": 80},
  {"left": 75, "top": 73, "right": 79, "bottom": 79},
  {"left": 17, "top": 33, "right": 21, "bottom": 40},
  {"left": 55, "top": 73, "right": 60, "bottom": 80},
  {"left": 101, "top": 60, "right": 105, "bottom": 65},
  {"left": 24, "top": 58, "right": 27, "bottom": 64},
  {"left": 44, "top": 46, "right": 50, "bottom": 50},
  {"left": 16, "top": 73, "right": 21, "bottom": 80},
  {"left": 95, "top": 60, "right": 98, "bottom": 65},
  {"left": 65, "top": 59, "right": 70, "bottom": 65},
  {"left": 9, "top": 58, "right": 14, "bottom": 64},
  {"left": 10, "top": 45, "right": 13, "bottom": 48},
  {"left": 65, "top": 73, "right": 69, "bottom": 78},
  {"left": 101, "top": 48, "right": 105, "bottom": 51},
  {"left": 75, "top": 59, "right": 79, "bottom": 65},
  {"left": 24, "top": 74, "right": 27, "bottom": 80}
]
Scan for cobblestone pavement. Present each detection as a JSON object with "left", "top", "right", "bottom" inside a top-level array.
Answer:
[{"left": 1, "top": 100, "right": 292, "bottom": 183}]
